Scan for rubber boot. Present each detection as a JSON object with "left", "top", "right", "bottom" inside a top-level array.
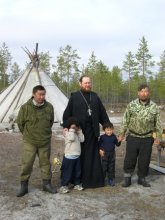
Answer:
[
  {"left": 138, "top": 177, "right": 151, "bottom": 187},
  {"left": 43, "top": 179, "right": 57, "bottom": 194},
  {"left": 16, "top": 181, "right": 28, "bottom": 197},
  {"left": 122, "top": 177, "right": 131, "bottom": 187}
]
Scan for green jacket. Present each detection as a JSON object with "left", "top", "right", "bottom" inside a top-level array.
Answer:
[
  {"left": 119, "top": 99, "right": 162, "bottom": 139},
  {"left": 17, "top": 98, "right": 54, "bottom": 145}
]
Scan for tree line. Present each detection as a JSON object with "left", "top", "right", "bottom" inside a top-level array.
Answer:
[{"left": 0, "top": 36, "right": 165, "bottom": 108}]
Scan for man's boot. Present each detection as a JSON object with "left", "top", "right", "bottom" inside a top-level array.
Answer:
[
  {"left": 16, "top": 181, "right": 28, "bottom": 197},
  {"left": 138, "top": 177, "right": 151, "bottom": 187},
  {"left": 43, "top": 179, "right": 57, "bottom": 194},
  {"left": 122, "top": 177, "right": 131, "bottom": 187}
]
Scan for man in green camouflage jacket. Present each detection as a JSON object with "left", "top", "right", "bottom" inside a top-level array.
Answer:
[
  {"left": 119, "top": 84, "right": 162, "bottom": 187},
  {"left": 16, "top": 85, "right": 57, "bottom": 197}
]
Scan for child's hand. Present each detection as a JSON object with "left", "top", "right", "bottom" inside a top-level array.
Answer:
[
  {"left": 76, "top": 127, "right": 81, "bottom": 133},
  {"left": 99, "top": 149, "right": 105, "bottom": 157},
  {"left": 63, "top": 128, "right": 68, "bottom": 135}
]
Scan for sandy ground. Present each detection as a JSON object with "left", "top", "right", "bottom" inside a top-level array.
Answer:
[{"left": 0, "top": 114, "right": 165, "bottom": 220}]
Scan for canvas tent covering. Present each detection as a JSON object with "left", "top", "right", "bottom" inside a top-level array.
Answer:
[{"left": 0, "top": 46, "right": 68, "bottom": 124}]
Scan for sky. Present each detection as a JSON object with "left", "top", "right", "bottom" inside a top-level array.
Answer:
[{"left": 0, "top": 0, "right": 165, "bottom": 70}]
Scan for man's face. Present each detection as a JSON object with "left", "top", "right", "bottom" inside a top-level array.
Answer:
[
  {"left": 138, "top": 87, "right": 150, "bottom": 102},
  {"left": 33, "top": 90, "right": 46, "bottom": 104},
  {"left": 79, "top": 77, "right": 92, "bottom": 92}
]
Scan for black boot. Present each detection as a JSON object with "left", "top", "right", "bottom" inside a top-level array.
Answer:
[
  {"left": 122, "top": 177, "right": 131, "bottom": 187},
  {"left": 17, "top": 181, "right": 28, "bottom": 197},
  {"left": 43, "top": 180, "right": 57, "bottom": 194},
  {"left": 138, "top": 177, "right": 151, "bottom": 187}
]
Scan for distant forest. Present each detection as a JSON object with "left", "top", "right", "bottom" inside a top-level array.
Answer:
[{"left": 0, "top": 36, "right": 165, "bottom": 108}]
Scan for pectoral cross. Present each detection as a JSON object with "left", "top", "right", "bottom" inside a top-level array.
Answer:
[{"left": 87, "top": 108, "right": 92, "bottom": 116}]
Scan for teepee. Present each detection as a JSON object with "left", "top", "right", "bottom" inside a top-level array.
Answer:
[{"left": 0, "top": 44, "right": 68, "bottom": 124}]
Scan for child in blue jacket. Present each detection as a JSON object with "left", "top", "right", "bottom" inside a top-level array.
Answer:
[{"left": 99, "top": 122, "right": 121, "bottom": 186}]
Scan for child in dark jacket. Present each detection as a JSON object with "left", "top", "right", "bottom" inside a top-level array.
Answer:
[{"left": 99, "top": 122, "right": 121, "bottom": 186}]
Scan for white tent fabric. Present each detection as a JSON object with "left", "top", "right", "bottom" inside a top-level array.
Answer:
[{"left": 0, "top": 65, "right": 68, "bottom": 123}]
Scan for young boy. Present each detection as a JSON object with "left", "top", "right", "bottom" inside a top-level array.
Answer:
[
  {"left": 99, "top": 122, "right": 121, "bottom": 186},
  {"left": 59, "top": 117, "right": 84, "bottom": 193}
]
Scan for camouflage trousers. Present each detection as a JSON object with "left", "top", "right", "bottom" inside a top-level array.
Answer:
[{"left": 20, "top": 140, "right": 51, "bottom": 181}]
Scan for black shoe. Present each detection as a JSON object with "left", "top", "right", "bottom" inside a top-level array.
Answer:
[
  {"left": 138, "top": 178, "right": 151, "bottom": 187},
  {"left": 17, "top": 181, "right": 28, "bottom": 197},
  {"left": 43, "top": 180, "right": 57, "bottom": 194},
  {"left": 122, "top": 177, "right": 131, "bottom": 187}
]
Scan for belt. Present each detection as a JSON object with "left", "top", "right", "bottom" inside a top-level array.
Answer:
[{"left": 129, "top": 129, "right": 153, "bottom": 136}]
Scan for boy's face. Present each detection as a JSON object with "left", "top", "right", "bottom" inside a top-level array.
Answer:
[{"left": 104, "top": 127, "right": 113, "bottom": 136}]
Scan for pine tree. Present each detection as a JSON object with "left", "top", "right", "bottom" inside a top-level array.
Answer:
[
  {"left": 155, "top": 50, "right": 165, "bottom": 103},
  {"left": 39, "top": 51, "right": 52, "bottom": 75},
  {"left": 53, "top": 45, "right": 80, "bottom": 97},
  {"left": 158, "top": 50, "right": 165, "bottom": 73},
  {"left": 0, "top": 42, "right": 12, "bottom": 90},
  {"left": 10, "top": 62, "right": 22, "bottom": 83},
  {"left": 123, "top": 51, "right": 138, "bottom": 101},
  {"left": 136, "top": 36, "right": 155, "bottom": 78},
  {"left": 86, "top": 52, "right": 98, "bottom": 89}
]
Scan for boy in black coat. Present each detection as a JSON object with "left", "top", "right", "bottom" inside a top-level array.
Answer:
[{"left": 99, "top": 122, "right": 121, "bottom": 186}]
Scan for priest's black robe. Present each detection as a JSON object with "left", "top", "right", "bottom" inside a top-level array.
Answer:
[{"left": 63, "top": 90, "right": 110, "bottom": 188}]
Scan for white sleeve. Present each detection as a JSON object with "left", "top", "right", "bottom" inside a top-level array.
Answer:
[{"left": 77, "top": 129, "right": 85, "bottom": 143}]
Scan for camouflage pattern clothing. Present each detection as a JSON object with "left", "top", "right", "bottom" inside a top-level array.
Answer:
[
  {"left": 119, "top": 99, "right": 162, "bottom": 139},
  {"left": 17, "top": 98, "right": 54, "bottom": 146},
  {"left": 20, "top": 140, "right": 51, "bottom": 181},
  {"left": 17, "top": 98, "right": 54, "bottom": 182}
]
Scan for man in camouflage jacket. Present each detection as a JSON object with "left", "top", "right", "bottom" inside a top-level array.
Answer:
[
  {"left": 16, "top": 85, "right": 56, "bottom": 197},
  {"left": 119, "top": 84, "right": 162, "bottom": 187}
]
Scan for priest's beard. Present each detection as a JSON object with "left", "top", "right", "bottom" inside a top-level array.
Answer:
[{"left": 81, "top": 88, "right": 91, "bottom": 93}]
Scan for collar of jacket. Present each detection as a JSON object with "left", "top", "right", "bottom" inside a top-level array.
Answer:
[
  {"left": 28, "top": 98, "right": 47, "bottom": 109},
  {"left": 138, "top": 98, "right": 150, "bottom": 106}
]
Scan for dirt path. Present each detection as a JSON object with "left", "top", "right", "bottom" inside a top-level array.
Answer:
[{"left": 0, "top": 129, "right": 165, "bottom": 220}]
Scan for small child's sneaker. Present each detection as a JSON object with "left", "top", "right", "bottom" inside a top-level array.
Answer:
[
  {"left": 108, "top": 179, "right": 115, "bottom": 186},
  {"left": 73, "top": 184, "right": 84, "bottom": 191},
  {"left": 59, "top": 186, "right": 69, "bottom": 194}
]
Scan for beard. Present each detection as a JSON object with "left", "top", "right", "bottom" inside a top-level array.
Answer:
[
  {"left": 81, "top": 87, "right": 91, "bottom": 92},
  {"left": 139, "top": 96, "right": 149, "bottom": 102}
]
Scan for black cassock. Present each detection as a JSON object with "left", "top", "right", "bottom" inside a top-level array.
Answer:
[{"left": 63, "top": 90, "right": 110, "bottom": 188}]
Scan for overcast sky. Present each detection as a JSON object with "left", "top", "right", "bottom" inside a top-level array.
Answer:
[{"left": 0, "top": 0, "right": 165, "bottom": 70}]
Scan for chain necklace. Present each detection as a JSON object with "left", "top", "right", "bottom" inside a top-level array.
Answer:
[{"left": 79, "top": 90, "right": 92, "bottom": 116}]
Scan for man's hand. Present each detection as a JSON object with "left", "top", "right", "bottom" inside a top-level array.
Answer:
[
  {"left": 99, "top": 149, "right": 105, "bottom": 157},
  {"left": 154, "top": 138, "right": 160, "bottom": 145}
]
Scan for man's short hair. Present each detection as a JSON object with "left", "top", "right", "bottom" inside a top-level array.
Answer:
[
  {"left": 33, "top": 85, "right": 46, "bottom": 94},
  {"left": 138, "top": 84, "right": 150, "bottom": 91},
  {"left": 79, "top": 75, "right": 91, "bottom": 83},
  {"left": 102, "top": 122, "right": 114, "bottom": 130}
]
